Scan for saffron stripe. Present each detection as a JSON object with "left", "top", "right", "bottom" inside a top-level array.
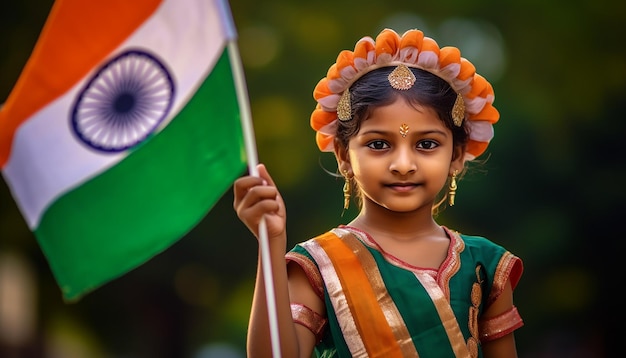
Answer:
[
  {"left": 315, "top": 230, "right": 406, "bottom": 357},
  {"left": 337, "top": 229, "right": 418, "bottom": 357},
  {"left": 303, "top": 236, "right": 367, "bottom": 357}
]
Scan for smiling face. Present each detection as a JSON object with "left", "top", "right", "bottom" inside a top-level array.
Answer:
[{"left": 336, "top": 97, "right": 464, "bottom": 215}]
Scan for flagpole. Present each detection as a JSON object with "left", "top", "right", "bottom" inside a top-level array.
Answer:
[{"left": 226, "top": 39, "right": 283, "bottom": 358}]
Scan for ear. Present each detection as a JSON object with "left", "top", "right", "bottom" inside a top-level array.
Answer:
[
  {"left": 449, "top": 144, "right": 465, "bottom": 175},
  {"left": 333, "top": 138, "right": 352, "bottom": 175}
]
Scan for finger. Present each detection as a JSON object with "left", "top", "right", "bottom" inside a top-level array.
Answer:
[
  {"left": 243, "top": 185, "right": 279, "bottom": 205},
  {"left": 256, "top": 164, "right": 285, "bottom": 213},
  {"left": 256, "top": 163, "right": 277, "bottom": 188},
  {"left": 239, "top": 198, "right": 281, "bottom": 220},
  {"left": 233, "top": 176, "right": 264, "bottom": 206},
  {"left": 236, "top": 192, "right": 281, "bottom": 234},
  {"left": 235, "top": 184, "right": 279, "bottom": 213}
]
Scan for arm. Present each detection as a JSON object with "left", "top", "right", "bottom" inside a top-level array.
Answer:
[
  {"left": 480, "top": 280, "right": 521, "bottom": 358},
  {"left": 233, "top": 164, "right": 318, "bottom": 358}
]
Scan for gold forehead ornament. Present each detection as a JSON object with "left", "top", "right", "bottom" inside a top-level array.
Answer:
[
  {"left": 337, "top": 90, "right": 352, "bottom": 121},
  {"left": 452, "top": 93, "right": 465, "bottom": 127},
  {"left": 400, "top": 123, "right": 409, "bottom": 138},
  {"left": 388, "top": 64, "right": 416, "bottom": 90}
]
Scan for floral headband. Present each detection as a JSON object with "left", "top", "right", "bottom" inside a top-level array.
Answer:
[{"left": 310, "top": 28, "right": 500, "bottom": 161}]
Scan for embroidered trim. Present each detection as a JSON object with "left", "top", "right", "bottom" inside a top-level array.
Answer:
[
  {"left": 291, "top": 303, "right": 328, "bottom": 342},
  {"left": 286, "top": 251, "right": 325, "bottom": 300},
  {"left": 438, "top": 227, "right": 464, "bottom": 301},
  {"left": 342, "top": 225, "right": 464, "bottom": 302},
  {"left": 488, "top": 252, "right": 523, "bottom": 306},
  {"left": 467, "top": 265, "right": 483, "bottom": 358},
  {"left": 479, "top": 305, "right": 524, "bottom": 343}
]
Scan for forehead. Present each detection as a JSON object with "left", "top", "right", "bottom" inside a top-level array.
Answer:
[{"left": 360, "top": 99, "right": 446, "bottom": 131}]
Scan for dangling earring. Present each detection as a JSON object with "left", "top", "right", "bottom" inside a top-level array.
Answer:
[
  {"left": 342, "top": 170, "right": 351, "bottom": 214},
  {"left": 448, "top": 170, "right": 458, "bottom": 206}
]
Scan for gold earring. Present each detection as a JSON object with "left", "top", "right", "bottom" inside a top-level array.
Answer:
[
  {"left": 342, "top": 171, "right": 351, "bottom": 214},
  {"left": 448, "top": 170, "right": 458, "bottom": 206}
]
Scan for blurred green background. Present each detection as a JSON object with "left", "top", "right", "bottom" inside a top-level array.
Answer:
[{"left": 1, "top": 0, "right": 624, "bottom": 357}]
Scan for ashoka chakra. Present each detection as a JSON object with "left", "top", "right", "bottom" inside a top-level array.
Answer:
[{"left": 71, "top": 49, "right": 175, "bottom": 152}]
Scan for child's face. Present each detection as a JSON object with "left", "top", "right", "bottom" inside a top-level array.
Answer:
[{"left": 343, "top": 98, "right": 460, "bottom": 213}]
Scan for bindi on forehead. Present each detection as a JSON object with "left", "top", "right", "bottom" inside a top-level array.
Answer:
[{"left": 400, "top": 123, "right": 409, "bottom": 138}]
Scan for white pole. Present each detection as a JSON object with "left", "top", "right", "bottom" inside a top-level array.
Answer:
[{"left": 226, "top": 39, "right": 282, "bottom": 358}]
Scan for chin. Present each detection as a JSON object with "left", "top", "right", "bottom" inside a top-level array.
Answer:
[{"left": 382, "top": 204, "right": 421, "bottom": 213}]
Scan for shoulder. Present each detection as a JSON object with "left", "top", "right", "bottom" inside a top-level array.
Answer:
[
  {"left": 459, "top": 232, "right": 506, "bottom": 253},
  {"left": 447, "top": 227, "right": 512, "bottom": 257},
  {"left": 448, "top": 228, "right": 524, "bottom": 290},
  {"left": 288, "top": 228, "right": 345, "bottom": 254},
  {"left": 285, "top": 228, "right": 344, "bottom": 265},
  {"left": 285, "top": 228, "right": 343, "bottom": 300}
]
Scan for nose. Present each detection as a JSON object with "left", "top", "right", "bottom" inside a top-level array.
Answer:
[{"left": 389, "top": 146, "right": 417, "bottom": 175}]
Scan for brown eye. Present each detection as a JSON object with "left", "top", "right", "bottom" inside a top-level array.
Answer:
[
  {"left": 417, "top": 140, "right": 439, "bottom": 150},
  {"left": 367, "top": 140, "right": 389, "bottom": 150}
]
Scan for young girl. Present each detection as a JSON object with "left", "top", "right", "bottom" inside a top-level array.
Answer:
[{"left": 234, "top": 28, "right": 524, "bottom": 358}]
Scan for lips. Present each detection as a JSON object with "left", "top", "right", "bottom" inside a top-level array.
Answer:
[{"left": 386, "top": 183, "right": 419, "bottom": 192}]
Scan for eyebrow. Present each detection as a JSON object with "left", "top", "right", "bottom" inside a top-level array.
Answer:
[{"left": 360, "top": 129, "right": 448, "bottom": 136}]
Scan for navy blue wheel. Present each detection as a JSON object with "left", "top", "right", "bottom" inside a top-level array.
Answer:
[{"left": 71, "top": 49, "right": 175, "bottom": 152}]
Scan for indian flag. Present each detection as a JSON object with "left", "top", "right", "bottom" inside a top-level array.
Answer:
[{"left": 0, "top": 0, "right": 249, "bottom": 301}]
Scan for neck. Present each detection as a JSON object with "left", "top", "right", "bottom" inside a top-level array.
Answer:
[{"left": 348, "top": 201, "right": 442, "bottom": 241}]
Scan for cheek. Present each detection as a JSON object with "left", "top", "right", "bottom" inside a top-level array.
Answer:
[
  {"left": 347, "top": 150, "right": 377, "bottom": 177},
  {"left": 423, "top": 158, "right": 453, "bottom": 182},
  {"left": 346, "top": 150, "right": 360, "bottom": 172},
  {"left": 434, "top": 165, "right": 453, "bottom": 188}
]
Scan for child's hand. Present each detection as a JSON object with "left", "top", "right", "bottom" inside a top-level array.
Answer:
[{"left": 233, "top": 164, "right": 286, "bottom": 240}]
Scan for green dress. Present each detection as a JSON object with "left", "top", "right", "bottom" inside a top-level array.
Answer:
[{"left": 285, "top": 226, "right": 523, "bottom": 358}]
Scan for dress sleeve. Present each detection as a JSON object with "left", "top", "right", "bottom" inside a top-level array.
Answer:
[
  {"left": 480, "top": 251, "right": 524, "bottom": 342},
  {"left": 285, "top": 249, "right": 325, "bottom": 301},
  {"left": 487, "top": 251, "right": 523, "bottom": 306}
]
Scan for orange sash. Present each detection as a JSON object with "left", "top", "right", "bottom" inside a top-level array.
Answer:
[{"left": 303, "top": 229, "right": 418, "bottom": 357}]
